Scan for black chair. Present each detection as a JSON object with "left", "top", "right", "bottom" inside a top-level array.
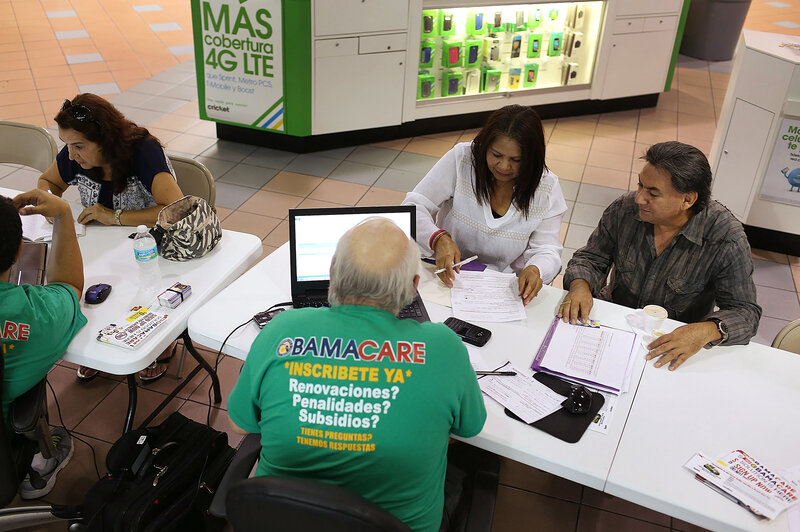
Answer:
[
  {"left": 212, "top": 434, "right": 498, "bottom": 532},
  {"left": 0, "top": 356, "right": 82, "bottom": 530}
]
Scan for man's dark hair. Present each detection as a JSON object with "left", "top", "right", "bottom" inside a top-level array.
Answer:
[
  {"left": 0, "top": 195, "right": 22, "bottom": 273},
  {"left": 642, "top": 141, "right": 712, "bottom": 213}
]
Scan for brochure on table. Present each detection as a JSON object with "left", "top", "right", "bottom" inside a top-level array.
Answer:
[{"left": 684, "top": 450, "right": 800, "bottom": 520}]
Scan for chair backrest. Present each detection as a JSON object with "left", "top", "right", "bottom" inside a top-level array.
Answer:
[
  {"left": 772, "top": 318, "right": 800, "bottom": 354},
  {"left": 226, "top": 476, "right": 412, "bottom": 532},
  {"left": 0, "top": 121, "right": 58, "bottom": 173},
  {"left": 167, "top": 154, "right": 216, "bottom": 208}
]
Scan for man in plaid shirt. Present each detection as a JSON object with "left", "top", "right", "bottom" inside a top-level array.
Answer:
[{"left": 560, "top": 141, "right": 761, "bottom": 371}]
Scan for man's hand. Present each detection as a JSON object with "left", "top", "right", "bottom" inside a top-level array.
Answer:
[
  {"left": 645, "top": 321, "right": 721, "bottom": 371},
  {"left": 434, "top": 234, "right": 461, "bottom": 288},
  {"left": 518, "top": 265, "right": 543, "bottom": 306},
  {"left": 557, "top": 279, "right": 593, "bottom": 324},
  {"left": 13, "top": 189, "right": 72, "bottom": 219},
  {"left": 77, "top": 203, "right": 115, "bottom": 225}
]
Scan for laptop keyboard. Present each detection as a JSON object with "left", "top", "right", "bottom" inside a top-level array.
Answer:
[
  {"left": 295, "top": 298, "right": 330, "bottom": 308},
  {"left": 397, "top": 300, "right": 424, "bottom": 319}
]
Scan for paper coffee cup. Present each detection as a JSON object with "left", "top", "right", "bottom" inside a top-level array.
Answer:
[{"left": 643, "top": 305, "right": 667, "bottom": 332}]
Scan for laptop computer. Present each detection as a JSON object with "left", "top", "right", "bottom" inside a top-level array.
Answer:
[
  {"left": 9, "top": 241, "right": 47, "bottom": 286},
  {"left": 288, "top": 206, "right": 430, "bottom": 323}
]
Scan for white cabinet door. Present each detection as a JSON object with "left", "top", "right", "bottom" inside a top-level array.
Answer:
[
  {"left": 314, "top": 51, "right": 405, "bottom": 134},
  {"left": 712, "top": 98, "right": 775, "bottom": 220},
  {"left": 601, "top": 31, "right": 675, "bottom": 99},
  {"left": 315, "top": 0, "right": 408, "bottom": 36}
]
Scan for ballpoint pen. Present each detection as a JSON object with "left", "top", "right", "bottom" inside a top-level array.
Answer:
[
  {"left": 434, "top": 255, "right": 479, "bottom": 275},
  {"left": 475, "top": 370, "right": 517, "bottom": 376}
]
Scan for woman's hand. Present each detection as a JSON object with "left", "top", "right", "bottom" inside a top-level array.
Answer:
[
  {"left": 518, "top": 265, "right": 543, "bottom": 305},
  {"left": 434, "top": 234, "right": 461, "bottom": 288},
  {"left": 77, "top": 203, "right": 115, "bottom": 225}
]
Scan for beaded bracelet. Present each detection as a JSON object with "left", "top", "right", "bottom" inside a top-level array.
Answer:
[{"left": 429, "top": 229, "right": 449, "bottom": 251}]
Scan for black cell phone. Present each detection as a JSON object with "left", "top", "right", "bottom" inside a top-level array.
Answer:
[
  {"left": 254, "top": 308, "right": 285, "bottom": 328},
  {"left": 444, "top": 317, "right": 491, "bottom": 347}
]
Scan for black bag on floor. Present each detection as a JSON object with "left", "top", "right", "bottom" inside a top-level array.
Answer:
[{"left": 82, "top": 412, "right": 235, "bottom": 532}]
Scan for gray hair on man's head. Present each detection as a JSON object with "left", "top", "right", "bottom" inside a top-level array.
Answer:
[{"left": 328, "top": 217, "right": 420, "bottom": 314}]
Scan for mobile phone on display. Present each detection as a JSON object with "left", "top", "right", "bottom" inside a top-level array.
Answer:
[
  {"left": 449, "top": 46, "right": 460, "bottom": 64},
  {"left": 443, "top": 14, "right": 453, "bottom": 32},
  {"left": 475, "top": 13, "right": 484, "bottom": 30},
  {"left": 468, "top": 44, "right": 480, "bottom": 64},
  {"left": 494, "top": 11, "right": 502, "bottom": 27},
  {"left": 532, "top": 40, "right": 539, "bottom": 53},
  {"left": 423, "top": 15, "right": 434, "bottom": 33},
  {"left": 511, "top": 36, "right": 521, "bottom": 57},
  {"left": 421, "top": 46, "right": 432, "bottom": 64},
  {"left": 448, "top": 78, "right": 460, "bottom": 95},
  {"left": 490, "top": 44, "right": 499, "bottom": 61},
  {"left": 553, "top": 37, "right": 560, "bottom": 51},
  {"left": 445, "top": 317, "right": 491, "bottom": 347}
]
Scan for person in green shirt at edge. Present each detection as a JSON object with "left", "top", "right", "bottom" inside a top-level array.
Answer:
[
  {"left": 228, "top": 217, "right": 488, "bottom": 532},
  {"left": 1, "top": 189, "right": 87, "bottom": 500}
]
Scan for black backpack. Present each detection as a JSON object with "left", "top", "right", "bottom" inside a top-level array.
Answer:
[{"left": 82, "top": 412, "right": 235, "bottom": 532}]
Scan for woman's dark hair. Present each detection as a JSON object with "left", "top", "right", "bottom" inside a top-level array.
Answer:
[
  {"left": 55, "top": 93, "right": 161, "bottom": 194},
  {"left": 642, "top": 141, "right": 711, "bottom": 214},
  {"left": 471, "top": 104, "right": 547, "bottom": 216},
  {"left": 0, "top": 195, "right": 23, "bottom": 273}
]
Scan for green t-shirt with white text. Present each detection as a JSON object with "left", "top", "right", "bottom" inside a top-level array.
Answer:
[{"left": 228, "top": 305, "right": 486, "bottom": 532}]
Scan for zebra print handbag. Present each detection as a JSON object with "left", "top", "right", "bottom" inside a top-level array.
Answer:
[{"left": 151, "top": 195, "right": 222, "bottom": 261}]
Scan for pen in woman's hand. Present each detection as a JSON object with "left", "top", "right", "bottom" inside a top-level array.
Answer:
[
  {"left": 475, "top": 370, "right": 516, "bottom": 376},
  {"left": 434, "top": 255, "right": 479, "bottom": 275}
]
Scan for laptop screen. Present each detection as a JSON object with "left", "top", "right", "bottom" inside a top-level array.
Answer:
[{"left": 289, "top": 206, "right": 415, "bottom": 299}]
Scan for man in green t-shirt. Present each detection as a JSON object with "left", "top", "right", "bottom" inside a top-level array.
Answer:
[
  {"left": 228, "top": 218, "right": 487, "bottom": 532},
  {"left": 1, "top": 190, "right": 87, "bottom": 499}
]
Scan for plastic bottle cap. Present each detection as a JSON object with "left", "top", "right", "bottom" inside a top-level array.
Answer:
[{"left": 137, "top": 225, "right": 147, "bottom": 233}]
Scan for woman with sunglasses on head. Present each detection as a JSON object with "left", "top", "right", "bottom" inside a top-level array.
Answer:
[
  {"left": 403, "top": 104, "right": 566, "bottom": 305},
  {"left": 37, "top": 93, "right": 184, "bottom": 227},
  {"left": 37, "top": 93, "right": 184, "bottom": 382}
]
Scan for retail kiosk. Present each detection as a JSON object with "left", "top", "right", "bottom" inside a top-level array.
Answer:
[
  {"left": 191, "top": 0, "right": 689, "bottom": 151},
  {"left": 709, "top": 30, "right": 800, "bottom": 255}
]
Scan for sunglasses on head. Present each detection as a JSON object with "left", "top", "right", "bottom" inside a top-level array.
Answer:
[{"left": 61, "top": 99, "right": 97, "bottom": 124}]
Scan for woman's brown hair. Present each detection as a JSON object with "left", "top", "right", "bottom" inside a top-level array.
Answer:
[{"left": 55, "top": 93, "right": 161, "bottom": 194}]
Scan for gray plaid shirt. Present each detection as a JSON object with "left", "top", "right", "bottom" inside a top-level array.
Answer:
[{"left": 564, "top": 192, "right": 761, "bottom": 345}]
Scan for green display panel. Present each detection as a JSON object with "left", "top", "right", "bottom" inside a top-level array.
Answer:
[
  {"left": 440, "top": 11, "right": 456, "bottom": 36},
  {"left": 523, "top": 63, "right": 539, "bottom": 87},
  {"left": 422, "top": 10, "right": 438, "bottom": 36},
  {"left": 465, "top": 39, "right": 482, "bottom": 68},
  {"left": 466, "top": 10, "right": 487, "bottom": 35},
  {"left": 527, "top": 33, "right": 543, "bottom": 57},
  {"left": 442, "top": 70, "right": 463, "bottom": 97},
  {"left": 418, "top": 74, "right": 435, "bottom": 99},
  {"left": 548, "top": 32, "right": 563, "bottom": 56},
  {"left": 480, "top": 67, "right": 501, "bottom": 92},
  {"left": 192, "top": 0, "right": 311, "bottom": 136},
  {"left": 527, "top": 8, "right": 543, "bottom": 28},
  {"left": 420, "top": 39, "right": 435, "bottom": 68}
]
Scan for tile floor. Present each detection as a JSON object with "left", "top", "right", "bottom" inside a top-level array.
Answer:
[{"left": 4, "top": 1, "right": 800, "bottom": 531}]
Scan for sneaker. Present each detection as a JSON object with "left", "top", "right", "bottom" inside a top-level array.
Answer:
[{"left": 19, "top": 426, "right": 74, "bottom": 500}]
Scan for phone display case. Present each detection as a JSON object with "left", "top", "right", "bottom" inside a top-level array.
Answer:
[
  {"left": 420, "top": 38, "right": 436, "bottom": 68},
  {"left": 415, "top": 2, "right": 602, "bottom": 102},
  {"left": 442, "top": 70, "right": 464, "bottom": 97}
]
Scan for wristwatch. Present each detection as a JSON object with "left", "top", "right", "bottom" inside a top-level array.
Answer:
[
  {"left": 706, "top": 318, "right": 729, "bottom": 348},
  {"left": 114, "top": 209, "right": 122, "bottom": 226}
]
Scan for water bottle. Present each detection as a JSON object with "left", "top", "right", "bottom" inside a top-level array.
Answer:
[{"left": 133, "top": 225, "right": 160, "bottom": 292}]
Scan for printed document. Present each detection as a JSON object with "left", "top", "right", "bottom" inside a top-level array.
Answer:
[
  {"left": 478, "top": 362, "right": 563, "bottom": 423},
  {"left": 21, "top": 209, "right": 86, "bottom": 242},
  {"left": 451, "top": 270, "right": 526, "bottom": 322},
  {"left": 532, "top": 317, "right": 639, "bottom": 393},
  {"left": 685, "top": 450, "right": 800, "bottom": 520}
]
